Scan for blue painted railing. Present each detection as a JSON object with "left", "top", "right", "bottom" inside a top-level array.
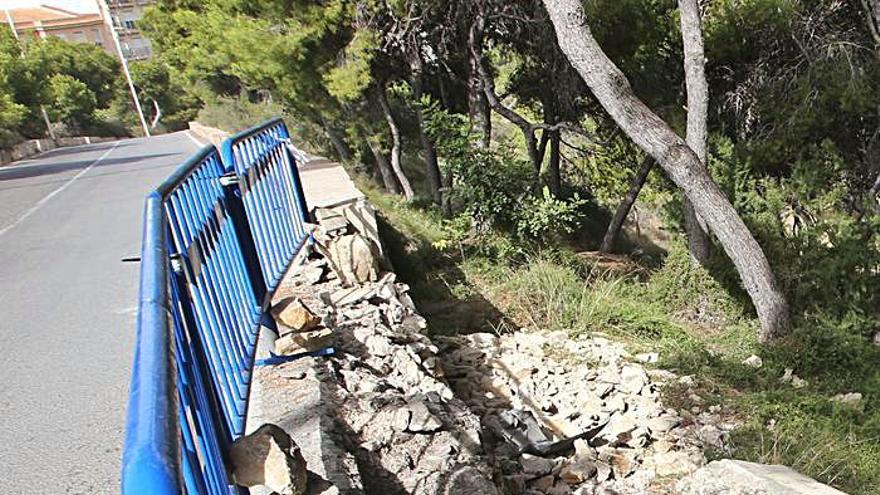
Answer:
[
  {"left": 121, "top": 118, "right": 310, "bottom": 494},
  {"left": 221, "top": 119, "right": 310, "bottom": 294}
]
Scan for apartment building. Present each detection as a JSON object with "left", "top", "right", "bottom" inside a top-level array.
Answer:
[
  {"left": 104, "top": 0, "right": 154, "bottom": 60},
  {"left": 6, "top": 6, "right": 115, "bottom": 57}
]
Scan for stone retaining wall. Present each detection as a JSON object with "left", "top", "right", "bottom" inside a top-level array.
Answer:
[{"left": 0, "top": 136, "right": 119, "bottom": 165}]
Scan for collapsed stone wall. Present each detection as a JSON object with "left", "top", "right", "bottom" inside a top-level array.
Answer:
[{"left": 236, "top": 198, "right": 843, "bottom": 495}]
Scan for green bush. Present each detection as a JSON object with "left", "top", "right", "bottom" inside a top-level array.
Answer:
[
  {"left": 45, "top": 74, "right": 96, "bottom": 131},
  {"left": 517, "top": 187, "right": 589, "bottom": 240},
  {"left": 423, "top": 97, "right": 588, "bottom": 242}
]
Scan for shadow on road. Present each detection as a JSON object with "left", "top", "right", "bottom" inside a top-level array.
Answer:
[{"left": 0, "top": 152, "right": 183, "bottom": 183}]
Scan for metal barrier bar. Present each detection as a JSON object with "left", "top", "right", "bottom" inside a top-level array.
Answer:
[
  {"left": 123, "top": 118, "right": 312, "bottom": 494},
  {"left": 221, "top": 118, "right": 310, "bottom": 295},
  {"left": 120, "top": 193, "right": 180, "bottom": 494}
]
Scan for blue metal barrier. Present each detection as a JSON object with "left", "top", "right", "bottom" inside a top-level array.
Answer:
[
  {"left": 122, "top": 118, "right": 310, "bottom": 494},
  {"left": 222, "top": 118, "right": 310, "bottom": 294}
]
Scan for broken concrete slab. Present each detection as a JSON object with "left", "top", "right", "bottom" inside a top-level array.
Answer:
[
  {"left": 327, "top": 286, "right": 375, "bottom": 307},
  {"left": 314, "top": 207, "right": 350, "bottom": 234}
]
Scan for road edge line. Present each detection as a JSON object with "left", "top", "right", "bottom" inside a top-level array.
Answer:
[{"left": 185, "top": 131, "right": 207, "bottom": 148}]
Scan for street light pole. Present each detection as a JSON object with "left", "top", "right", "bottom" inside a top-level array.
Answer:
[
  {"left": 4, "top": 8, "right": 57, "bottom": 141},
  {"left": 95, "top": 0, "right": 150, "bottom": 137}
]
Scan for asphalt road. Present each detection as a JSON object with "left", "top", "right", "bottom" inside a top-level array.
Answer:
[{"left": 0, "top": 132, "right": 204, "bottom": 494}]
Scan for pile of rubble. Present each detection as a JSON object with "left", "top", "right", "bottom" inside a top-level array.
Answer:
[
  {"left": 238, "top": 202, "right": 738, "bottom": 495},
  {"left": 259, "top": 204, "right": 498, "bottom": 495},
  {"left": 439, "top": 331, "right": 738, "bottom": 495}
]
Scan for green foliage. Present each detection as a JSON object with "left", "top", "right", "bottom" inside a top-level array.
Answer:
[
  {"left": 45, "top": 74, "right": 96, "bottom": 130},
  {"left": 0, "top": 26, "right": 148, "bottom": 142},
  {"left": 128, "top": 59, "right": 198, "bottom": 131},
  {"left": 324, "top": 29, "right": 379, "bottom": 102},
  {"left": 24, "top": 37, "right": 119, "bottom": 108},
  {"left": 0, "top": 93, "right": 26, "bottom": 147},
  {"left": 642, "top": 240, "right": 751, "bottom": 327},
  {"left": 517, "top": 187, "right": 588, "bottom": 240},
  {"left": 710, "top": 138, "right": 880, "bottom": 322},
  {"left": 424, "top": 98, "right": 588, "bottom": 242}
]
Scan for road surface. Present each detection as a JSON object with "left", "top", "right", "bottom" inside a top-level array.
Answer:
[{"left": 0, "top": 132, "right": 203, "bottom": 494}]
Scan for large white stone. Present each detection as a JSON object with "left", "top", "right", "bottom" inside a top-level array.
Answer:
[{"left": 677, "top": 460, "right": 848, "bottom": 494}]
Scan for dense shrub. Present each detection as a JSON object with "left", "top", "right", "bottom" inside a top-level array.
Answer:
[{"left": 423, "top": 98, "right": 588, "bottom": 242}]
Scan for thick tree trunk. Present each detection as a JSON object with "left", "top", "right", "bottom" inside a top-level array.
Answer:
[
  {"left": 468, "top": 10, "right": 492, "bottom": 149},
  {"left": 679, "top": 0, "right": 711, "bottom": 265},
  {"left": 408, "top": 51, "right": 443, "bottom": 206},
  {"left": 540, "top": 101, "right": 562, "bottom": 196},
  {"left": 367, "top": 138, "right": 400, "bottom": 195},
  {"left": 545, "top": 130, "right": 562, "bottom": 196},
  {"left": 377, "top": 87, "right": 415, "bottom": 200},
  {"left": 600, "top": 156, "right": 654, "bottom": 253},
  {"left": 543, "top": 0, "right": 791, "bottom": 341}
]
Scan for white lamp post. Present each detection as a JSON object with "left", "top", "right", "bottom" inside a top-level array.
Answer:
[{"left": 95, "top": 0, "right": 150, "bottom": 137}]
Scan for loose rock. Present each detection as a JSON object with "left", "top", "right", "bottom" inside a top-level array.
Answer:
[
  {"left": 742, "top": 354, "right": 763, "bottom": 368},
  {"left": 274, "top": 328, "right": 333, "bottom": 355},
  {"left": 272, "top": 297, "right": 321, "bottom": 333},
  {"left": 228, "top": 424, "right": 308, "bottom": 495},
  {"left": 831, "top": 392, "right": 862, "bottom": 407},
  {"left": 560, "top": 457, "right": 598, "bottom": 484}
]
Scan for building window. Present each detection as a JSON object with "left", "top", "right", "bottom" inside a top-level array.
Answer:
[{"left": 124, "top": 20, "right": 136, "bottom": 30}]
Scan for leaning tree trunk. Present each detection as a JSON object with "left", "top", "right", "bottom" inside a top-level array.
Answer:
[
  {"left": 408, "top": 51, "right": 443, "bottom": 206},
  {"left": 366, "top": 137, "right": 401, "bottom": 195},
  {"left": 377, "top": 86, "right": 415, "bottom": 200},
  {"left": 476, "top": 57, "right": 543, "bottom": 172},
  {"left": 543, "top": 0, "right": 791, "bottom": 341},
  {"left": 600, "top": 156, "right": 654, "bottom": 253},
  {"left": 468, "top": 9, "right": 492, "bottom": 149},
  {"left": 679, "top": 0, "right": 711, "bottom": 265}
]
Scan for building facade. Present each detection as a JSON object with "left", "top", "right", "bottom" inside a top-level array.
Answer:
[
  {"left": 104, "top": 0, "right": 155, "bottom": 60},
  {"left": 6, "top": 6, "right": 115, "bottom": 57}
]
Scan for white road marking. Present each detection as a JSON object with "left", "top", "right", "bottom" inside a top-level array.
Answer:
[
  {"left": 114, "top": 305, "right": 138, "bottom": 316},
  {"left": 0, "top": 141, "right": 120, "bottom": 238},
  {"left": 185, "top": 131, "right": 207, "bottom": 148}
]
